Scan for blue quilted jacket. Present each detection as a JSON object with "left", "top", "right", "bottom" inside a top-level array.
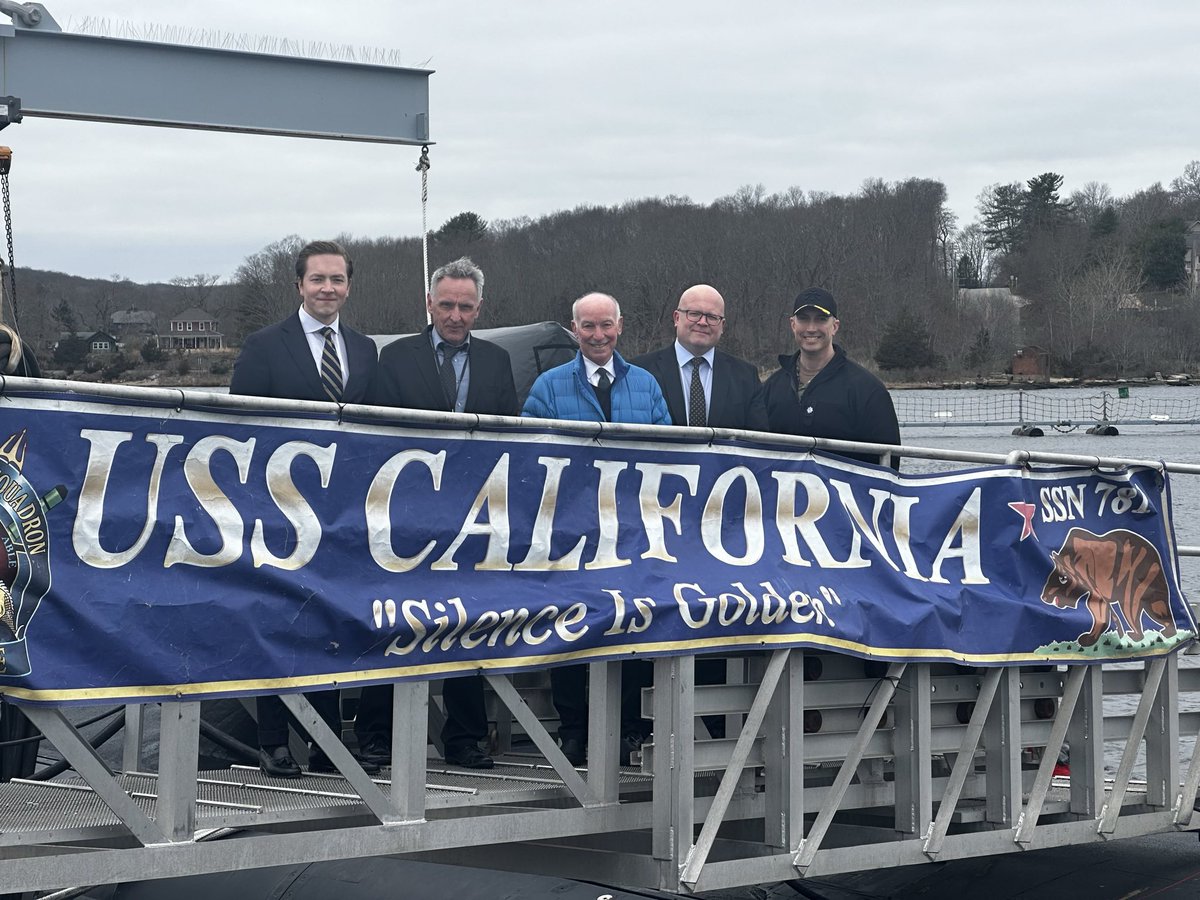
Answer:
[{"left": 522, "top": 351, "right": 670, "bottom": 424}]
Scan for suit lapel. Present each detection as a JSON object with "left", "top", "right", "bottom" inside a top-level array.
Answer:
[
  {"left": 341, "top": 327, "right": 369, "bottom": 401},
  {"left": 416, "top": 329, "right": 450, "bottom": 410},
  {"left": 462, "top": 342, "right": 484, "bottom": 411},
  {"left": 708, "top": 351, "right": 732, "bottom": 424},
  {"left": 281, "top": 314, "right": 324, "bottom": 399},
  {"left": 656, "top": 348, "right": 688, "bottom": 426}
]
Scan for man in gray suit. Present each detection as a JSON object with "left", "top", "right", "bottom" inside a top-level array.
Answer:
[{"left": 633, "top": 284, "right": 766, "bottom": 431}]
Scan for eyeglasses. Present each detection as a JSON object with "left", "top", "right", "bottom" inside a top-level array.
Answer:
[{"left": 677, "top": 308, "right": 725, "bottom": 325}]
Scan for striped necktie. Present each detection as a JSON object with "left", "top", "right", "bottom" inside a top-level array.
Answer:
[
  {"left": 318, "top": 326, "right": 343, "bottom": 402},
  {"left": 688, "top": 358, "right": 706, "bottom": 427}
]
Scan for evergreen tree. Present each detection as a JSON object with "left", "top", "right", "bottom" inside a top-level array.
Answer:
[
  {"left": 435, "top": 211, "right": 489, "bottom": 243},
  {"left": 1021, "top": 172, "right": 1072, "bottom": 238},
  {"left": 956, "top": 254, "right": 981, "bottom": 289},
  {"left": 964, "top": 327, "right": 992, "bottom": 370},
  {"left": 1090, "top": 206, "right": 1119, "bottom": 240},
  {"left": 874, "top": 309, "right": 944, "bottom": 370},
  {"left": 980, "top": 183, "right": 1026, "bottom": 254},
  {"left": 1135, "top": 219, "right": 1186, "bottom": 290}
]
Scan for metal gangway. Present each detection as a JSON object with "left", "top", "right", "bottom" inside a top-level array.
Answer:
[{"left": 2, "top": 436, "right": 1199, "bottom": 897}]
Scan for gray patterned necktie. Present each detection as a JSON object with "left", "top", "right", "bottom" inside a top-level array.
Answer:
[
  {"left": 318, "top": 327, "right": 343, "bottom": 402},
  {"left": 688, "top": 358, "right": 706, "bottom": 427},
  {"left": 439, "top": 342, "right": 466, "bottom": 408}
]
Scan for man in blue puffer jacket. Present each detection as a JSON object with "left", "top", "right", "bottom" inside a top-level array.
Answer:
[
  {"left": 523, "top": 293, "right": 670, "bottom": 425},
  {"left": 522, "top": 292, "right": 669, "bottom": 767}
]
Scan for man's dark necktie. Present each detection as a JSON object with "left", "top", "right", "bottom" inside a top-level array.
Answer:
[
  {"left": 595, "top": 368, "right": 612, "bottom": 421},
  {"left": 318, "top": 326, "right": 343, "bottom": 403},
  {"left": 688, "top": 357, "right": 706, "bottom": 427},
  {"left": 439, "top": 342, "right": 466, "bottom": 408}
]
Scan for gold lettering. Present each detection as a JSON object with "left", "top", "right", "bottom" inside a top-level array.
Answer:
[
  {"left": 73, "top": 430, "right": 183, "bottom": 569},
  {"left": 251, "top": 441, "right": 336, "bottom": 570},
  {"left": 366, "top": 449, "right": 445, "bottom": 572},
  {"left": 164, "top": 435, "right": 255, "bottom": 569}
]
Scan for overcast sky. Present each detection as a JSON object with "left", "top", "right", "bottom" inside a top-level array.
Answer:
[{"left": 6, "top": 1, "right": 1199, "bottom": 284}]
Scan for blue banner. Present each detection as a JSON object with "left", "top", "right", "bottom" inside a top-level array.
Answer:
[{"left": 0, "top": 383, "right": 1193, "bottom": 704}]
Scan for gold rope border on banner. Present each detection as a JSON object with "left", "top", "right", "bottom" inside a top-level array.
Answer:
[{"left": 1, "top": 627, "right": 1192, "bottom": 705}]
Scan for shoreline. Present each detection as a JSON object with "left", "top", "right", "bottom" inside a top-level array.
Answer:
[{"left": 35, "top": 371, "right": 1198, "bottom": 392}]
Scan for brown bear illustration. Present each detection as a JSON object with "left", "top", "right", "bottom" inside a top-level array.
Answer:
[{"left": 1040, "top": 527, "right": 1175, "bottom": 647}]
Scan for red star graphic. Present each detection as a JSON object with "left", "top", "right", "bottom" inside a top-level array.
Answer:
[{"left": 1008, "top": 501, "right": 1037, "bottom": 541}]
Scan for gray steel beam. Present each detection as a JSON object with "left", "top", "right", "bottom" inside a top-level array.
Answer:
[
  {"left": 924, "top": 666, "right": 1001, "bottom": 857},
  {"left": 389, "top": 681, "right": 429, "bottom": 822},
  {"left": 985, "top": 668, "right": 1023, "bottom": 826},
  {"left": 18, "top": 706, "right": 167, "bottom": 846},
  {"left": 681, "top": 649, "right": 788, "bottom": 890},
  {"left": 587, "top": 661, "right": 622, "bottom": 803},
  {"left": 1014, "top": 665, "right": 1085, "bottom": 847},
  {"left": 279, "top": 693, "right": 396, "bottom": 822},
  {"left": 1098, "top": 657, "right": 1165, "bottom": 834},
  {"left": 793, "top": 662, "right": 906, "bottom": 873},
  {"left": 485, "top": 672, "right": 599, "bottom": 807},
  {"left": 650, "top": 654, "right": 695, "bottom": 890},
  {"left": 690, "top": 810, "right": 1183, "bottom": 891},
  {"left": 156, "top": 701, "right": 201, "bottom": 841},
  {"left": 893, "top": 663, "right": 933, "bottom": 837},
  {"left": 0, "top": 798, "right": 651, "bottom": 894},
  {"left": 762, "top": 650, "right": 805, "bottom": 851},
  {"left": 1068, "top": 665, "right": 1105, "bottom": 817},
  {"left": 1146, "top": 655, "right": 1179, "bottom": 809},
  {"left": 121, "top": 703, "right": 146, "bottom": 773},
  {"left": 0, "top": 26, "right": 430, "bottom": 143}
]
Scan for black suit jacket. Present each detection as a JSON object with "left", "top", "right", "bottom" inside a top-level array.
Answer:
[
  {"left": 373, "top": 326, "right": 518, "bottom": 416},
  {"left": 632, "top": 344, "right": 767, "bottom": 432},
  {"left": 229, "top": 311, "right": 378, "bottom": 403}
]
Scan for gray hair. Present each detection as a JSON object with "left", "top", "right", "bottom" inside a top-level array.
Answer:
[
  {"left": 571, "top": 292, "right": 621, "bottom": 322},
  {"left": 429, "top": 256, "right": 484, "bottom": 299}
]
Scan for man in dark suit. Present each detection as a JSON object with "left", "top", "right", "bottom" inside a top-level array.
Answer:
[
  {"left": 230, "top": 239, "right": 380, "bottom": 779},
  {"left": 357, "top": 256, "right": 517, "bottom": 770},
  {"left": 633, "top": 284, "right": 766, "bottom": 432},
  {"left": 632, "top": 284, "right": 766, "bottom": 740}
]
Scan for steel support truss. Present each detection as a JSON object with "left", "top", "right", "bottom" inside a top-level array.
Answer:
[{"left": 3, "top": 652, "right": 1200, "bottom": 895}]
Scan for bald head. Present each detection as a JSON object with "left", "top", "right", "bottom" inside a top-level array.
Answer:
[{"left": 674, "top": 284, "right": 726, "bottom": 355}]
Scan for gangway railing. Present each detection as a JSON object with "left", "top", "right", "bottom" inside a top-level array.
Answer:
[
  {"left": 897, "top": 388, "right": 1200, "bottom": 429},
  {"left": 1, "top": 424, "right": 1198, "bottom": 896}
]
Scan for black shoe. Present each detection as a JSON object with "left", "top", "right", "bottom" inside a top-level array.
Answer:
[
  {"left": 358, "top": 737, "right": 391, "bottom": 766},
  {"left": 309, "top": 749, "right": 381, "bottom": 775},
  {"left": 559, "top": 737, "right": 586, "bottom": 767},
  {"left": 258, "top": 745, "right": 301, "bottom": 778},
  {"left": 444, "top": 744, "right": 495, "bottom": 769},
  {"left": 620, "top": 732, "right": 644, "bottom": 766}
]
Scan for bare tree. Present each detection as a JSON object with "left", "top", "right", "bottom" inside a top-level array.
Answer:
[
  {"left": 1068, "top": 181, "right": 1114, "bottom": 229},
  {"left": 169, "top": 273, "right": 222, "bottom": 311},
  {"left": 232, "top": 236, "right": 303, "bottom": 340},
  {"left": 92, "top": 274, "right": 131, "bottom": 332}
]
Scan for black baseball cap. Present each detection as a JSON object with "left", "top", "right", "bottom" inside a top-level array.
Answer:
[{"left": 790, "top": 287, "right": 837, "bottom": 318}]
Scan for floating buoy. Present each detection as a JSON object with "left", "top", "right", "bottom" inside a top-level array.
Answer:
[
  {"left": 1086, "top": 424, "right": 1119, "bottom": 436},
  {"left": 1012, "top": 424, "right": 1044, "bottom": 437}
]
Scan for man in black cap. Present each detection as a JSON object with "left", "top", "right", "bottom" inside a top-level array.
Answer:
[{"left": 762, "top": 287, "right": 900, "bottom": 468}]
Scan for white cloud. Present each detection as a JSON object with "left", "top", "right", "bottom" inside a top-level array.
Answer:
[{"left": 4, "top": 0, "right": 1198, "bottom": 281}]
